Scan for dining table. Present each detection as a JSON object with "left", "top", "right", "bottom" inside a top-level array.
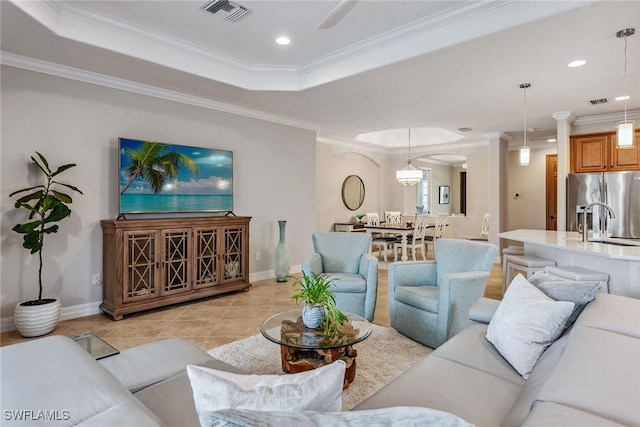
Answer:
[{"left": 364, "top": 223, "right": 430, "bottom": 262}]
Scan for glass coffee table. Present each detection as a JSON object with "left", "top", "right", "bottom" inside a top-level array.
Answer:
[
  {"left": 260, "top": 310, "right": 372, "bottom": 388},
  {"left": 72, "top": 332, "right": 119, "bottom": 360}
]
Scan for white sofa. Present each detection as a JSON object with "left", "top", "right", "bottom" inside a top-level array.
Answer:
[
  {"left": 0, "top": 336, "right": 240, "bottom": 426},
  {"left": 355, "top": 292, "right": 640, "bottom": 426},
  {"left": 1, "top": 293, "right": 638, "bottom": 426}
]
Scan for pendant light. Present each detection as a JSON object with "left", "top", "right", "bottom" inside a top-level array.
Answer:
[
  {"left": 396, "top": 128, "right": 423, "bottom": 185},
  {"left": 519, "top": 83, "right": 531, "bottom": 166},
  {"left": 616, "top": 28, "right": 635, "bottom": 149}
]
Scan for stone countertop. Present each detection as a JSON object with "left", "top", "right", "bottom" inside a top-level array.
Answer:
[{"left": 498, "top": 229, "right": 640, "bottom": 261}]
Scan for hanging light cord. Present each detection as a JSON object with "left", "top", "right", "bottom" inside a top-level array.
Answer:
[
  {"left": 523, "top": 85, "right": 527, "bottom": 148},
  {"left": 623, "top": 32, "right": 628, "bottom": 122},
  {"left": 407, "top": 128, "right": 412, "bottom": 162}
]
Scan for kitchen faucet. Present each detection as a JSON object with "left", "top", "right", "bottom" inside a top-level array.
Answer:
[{"left": 582, "top": 202, "right": 616, "bottom": 242}]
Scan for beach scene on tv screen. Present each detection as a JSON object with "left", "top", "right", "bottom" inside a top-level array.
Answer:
[{"left": 119, "top": 138, "right": 233, "bottom": 213}]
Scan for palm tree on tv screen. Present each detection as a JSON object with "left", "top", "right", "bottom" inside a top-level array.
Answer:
[{"left": 120, "top": 142, "right": 198, "bottom": 194}]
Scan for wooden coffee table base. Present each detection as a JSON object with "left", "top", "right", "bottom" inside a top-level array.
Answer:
[{"left": 280, "top": 345, "right": 357, "bottom": 389}]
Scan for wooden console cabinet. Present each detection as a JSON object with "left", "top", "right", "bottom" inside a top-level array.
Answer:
[
  {"left": 101, "top": 216, "right": 251, "bottom": 320},
  {"left": 570, "top": 130, "right": 640, "bottom": 173}
]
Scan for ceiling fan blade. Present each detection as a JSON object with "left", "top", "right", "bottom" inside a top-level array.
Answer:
[{"left": 316, "top": 0, "right": 358, "bottom": 30}]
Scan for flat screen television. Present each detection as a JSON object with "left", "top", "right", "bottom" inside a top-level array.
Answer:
[{"left": 118, "top": 137, "right": 233, "bottom": 215}]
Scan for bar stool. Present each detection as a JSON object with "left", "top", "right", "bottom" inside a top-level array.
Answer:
[
  {"left": 502, "top": 246, "right": 524, "bottom": 294},
  {"left": 543, "top": 266, "right": 610, "bottom": 293},
  {"left": 504, "top": 254, "right": 556, "bottom": 295}
]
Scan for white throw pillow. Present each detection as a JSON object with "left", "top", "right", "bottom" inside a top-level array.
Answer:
[
  {"left": 187, "top": 360, "right": 345, "bottom": 421},
  {"left": 486, "top": 275, "right": 574, "bottom": 379}
]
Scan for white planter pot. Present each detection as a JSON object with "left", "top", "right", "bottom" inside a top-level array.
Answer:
[
  {"left": 302, "top": 303, "right": 324, "bottom": 329},
  {"left": 14, "top": 298, "right": 61, "bottom": 337}
]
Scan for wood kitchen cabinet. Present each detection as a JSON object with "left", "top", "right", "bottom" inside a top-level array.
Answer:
[
  {"left": 101, "top": 216, "right": 251, "bottom": 320},
  {"left": 570, "top": 130, "right": 640, "bottom": 173}
]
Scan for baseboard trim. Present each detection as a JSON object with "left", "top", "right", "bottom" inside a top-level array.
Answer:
[
  {"left": 2, "top": 268, "right": 303, "bottom": 333},
  {"left": 249, "top": 264, "right": 301, "bottom": 283}
]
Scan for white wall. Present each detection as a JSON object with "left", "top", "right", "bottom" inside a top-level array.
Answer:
[
  {"left": 0, "top": 66, "right": 317, "bottom": 319},
  {"left": 449, "top": 146, "right": 490, "bottom": 239},
  {"left": 315, "top": 143, "right": 385, "bottom": 231},
  {"left": 507, "top": 147, "right": 557, "bottom": 231},
  {"left": 425, "top": 163, "right": 453, "bottom": 216}
]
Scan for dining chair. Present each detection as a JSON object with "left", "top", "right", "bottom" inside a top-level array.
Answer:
[
  {"left": 393, "top": 219, "right": 429, "bottom": 261},
  {"left": 384, "top": 211, "right": 402, "bottom": 225},
  {"left": 367, "top": 212, "right": 396, "bottom": 261},
  {"left": 424, "top": 215, "right": 447, "bottom": 257}
]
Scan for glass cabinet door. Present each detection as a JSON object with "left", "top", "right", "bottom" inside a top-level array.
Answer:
[
  {"left": 193, "top": 227, "right": 219, "bottom": 288},
  {"left": 123, "top": 230, "right": 158, "bottom": 302},
  {"left": 222, "top": 225, "right": 246, "bottom": 283},
  {"left": 161, "top": 228, "right": 191, "bottom": 295}
]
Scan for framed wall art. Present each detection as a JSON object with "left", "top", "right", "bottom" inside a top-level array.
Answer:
[{"left": 439, "top": 185, "right": 450, "bottom": 204}]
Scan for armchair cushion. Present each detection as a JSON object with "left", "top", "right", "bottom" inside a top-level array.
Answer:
[
  {"left": 395, "top": 286, "right": 439, "bottom": 313},
  {"left": 325, "top": 273, "right": 367, "bottom": 293}
]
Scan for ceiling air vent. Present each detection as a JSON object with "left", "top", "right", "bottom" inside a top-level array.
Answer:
[
  {"left": 589, "top": 98, "right": 608, "bottom": 105},
  {"left": 201, "top": 0, "right": 248, "bottom": 22}
]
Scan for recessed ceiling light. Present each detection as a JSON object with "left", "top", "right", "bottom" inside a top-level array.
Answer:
[
  {"left": 615, "top": 95, "right": 630, "bottom": 101},
  {"left": 547, "top": 138, "right": 557, "bottom": 143},
  {"left": 275, "top": 36, "right": 291, "bottom": 46},
  {"left": 568, "top": 60, "right": 586, "bottom": 68},
  {"left": 457, "top": 127, "right": 473, "bottom": 132}
]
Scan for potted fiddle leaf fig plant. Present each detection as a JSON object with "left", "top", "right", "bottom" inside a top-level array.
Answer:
[
  {"left": 291, "top": 271, "right": 347, "bottom": 337},
  {"left": 10, "top": 152, "right": 83, "bottom": 337}
]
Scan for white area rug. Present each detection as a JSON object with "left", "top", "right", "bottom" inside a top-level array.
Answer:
[{"left": 208, "top": 324, "right": 431, "bottom": 410}]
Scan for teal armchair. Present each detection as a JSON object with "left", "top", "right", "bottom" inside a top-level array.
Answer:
[
  {"left": 388, "top": 238, "right": 498, "bottom": 348},
  {"left": 302, "top": 233, "right": 378, "bottom": 321}
]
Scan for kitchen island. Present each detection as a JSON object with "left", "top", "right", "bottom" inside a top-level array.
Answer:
[{"left": 498, "top": 229, "right": 640, "bottom": 298}]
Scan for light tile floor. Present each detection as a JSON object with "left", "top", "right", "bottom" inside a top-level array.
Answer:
[{"left": 0, "top": 259, "right": 503, "bottom": 352}]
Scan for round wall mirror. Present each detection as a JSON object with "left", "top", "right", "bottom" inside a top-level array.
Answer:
[{"left": 342, "top": 175, "right": 365, "bottom": 211}]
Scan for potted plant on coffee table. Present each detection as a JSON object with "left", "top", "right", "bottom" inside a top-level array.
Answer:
[
  {"left": 291, "top": 271, "right": 348, "bottom": 337},
  {"left": 10, "top": 152, "right": 83, "bottom": 337}
]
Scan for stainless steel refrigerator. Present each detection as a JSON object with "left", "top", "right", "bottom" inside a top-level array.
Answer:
[{"left": 567, "top": 171, "right": 640, "bottom": 239}]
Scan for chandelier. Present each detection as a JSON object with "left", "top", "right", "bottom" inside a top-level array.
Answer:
[{"left": 396, "top": 129, "right": 423, "bottom": 185}]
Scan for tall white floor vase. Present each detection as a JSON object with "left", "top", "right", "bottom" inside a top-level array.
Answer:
[{"left": 14, "top": 298, "right": 61, "bottom": 337}]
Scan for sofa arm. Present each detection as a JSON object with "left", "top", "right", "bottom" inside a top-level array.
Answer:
[
  {"left": 301, "top": 253, "right": 323, "bottom": 275},
  {"left": 468, "top": 297, "right": 501, "bottom": 324},
  {"left": 99, "top": 338, "right": 215, "bottom": 393}
]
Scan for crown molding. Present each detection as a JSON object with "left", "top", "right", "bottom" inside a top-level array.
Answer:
[
  {"left": 484, "top": 132, "right": 513, "bottom": 142},
  {"left": 552, "top": 111, "right": 576, "bottom": 123},
  {"left": 0, "top": 52, "right": 318, "bottom": 132},
  {"left": 10, "top": 0, "right": 594, "bottom": 92},
  {"left": 318, "top": 135, "right": 489, "bottom": 156},
  {"left": 573, "top": 110, "right": 640, "bottom": 126}
]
